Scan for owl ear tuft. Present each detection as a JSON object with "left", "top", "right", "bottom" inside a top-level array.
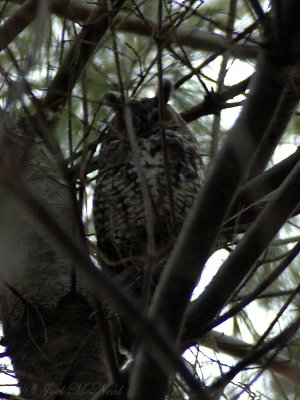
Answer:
[
  {"left": 102, "top": 92, "right": 123, "bottom": 110},
  {"left": 155, "top": 79, "right": 173, "bottom": 104}
]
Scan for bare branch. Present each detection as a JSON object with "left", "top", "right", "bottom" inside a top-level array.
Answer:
[
  {"left": 129, "top": 4, "right": 300, "bottom": 399},
  {"left": 180, "top": 76, "right": 251, "bottom": 122},
  {"left": 184, "top": 159, "right": 300, "bottom": 341},
  {"left": 247, "top": 69, "right": 300, "bottom": 179},
  {"left": 183, "top": 241, "right": 300, "bottom": 343},
  {"left": 208, "top": 317, "right": 300, "bottom": 397},
  {"left": 0, "top": 0, "right": 37, "bottom": 51},
  {"left": 115, "top": 15, "right": 258, "bottom": 60},
  {"left": 42, "top": 0, "right": 126, "bottom": 114},
  {"left": 203, "top": 330, "right": 300, "bottom": 385},
  {"left": 2, "top": 1, "right": 259, "bottom": 60},
  {"left": 225, "top": 147, "right": 300, "bottom": 228}
]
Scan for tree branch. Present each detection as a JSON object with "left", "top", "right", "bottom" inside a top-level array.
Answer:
[
  {"left": 0, "top": 145, "right": 206, "bottom": 400},
  {"left": 180, "top": 75, "right": 251, "bottom": 122},
  {"left": 203, "top": 330, "right": 300, "bottom": 385},
  {"left": 42, "top": 0, "right": 126, "bottom": 114},
  {"left": 128, "top": 4, "right": 300, "bottom": 399},
  {"left": 0, "top": 0, "right": 38, "bottom": 51},
  {"left": 1, "top": 1, "right": 259, "bottom": 60},
  {"left": 115, "top": 15, "right": 258, "bottom": 60},
  {"left": 247, "top": 69, "right": 300, "bottom": 179},
  {"left": 225, "top": 146, "right": 300, "bottom": 228},
  {"left": 183, "top": 158, "right": 300, "bottom": 342},
  {"left": 207, "top": 317, "right": 300, "bottom": 397},
  {"left": 183, "top": 241, "right": 300, "bottom": 345},
  {"left": 246, "top": 0, "right": 300, "bottom": 178}
]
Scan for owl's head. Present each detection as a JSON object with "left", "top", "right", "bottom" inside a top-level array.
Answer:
[{"left": 102, "top": 80, "right": 178, "bottom": 138}]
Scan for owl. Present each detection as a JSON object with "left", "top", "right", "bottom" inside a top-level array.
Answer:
[{"left": 93, "top": 81, "right": 205, "bottom": 282}]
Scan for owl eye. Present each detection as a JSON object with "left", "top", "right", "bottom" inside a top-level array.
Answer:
[
  {"left": 155, "top": 79, "right": 173, "bottom": 104},
  {"left": 102, "top": 92, "right": 122, "bottom": 110},
  {"left": 151, "top": 109, "right": 159, "bottom": 121}
]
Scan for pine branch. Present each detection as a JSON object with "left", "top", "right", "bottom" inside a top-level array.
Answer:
[{"left": 129, "top": 4, "right": 300, "bottom": 399}]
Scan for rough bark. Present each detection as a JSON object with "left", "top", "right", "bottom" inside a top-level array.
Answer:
[{"left": 0, "top": 114, "right": 109, "bottom": 399}]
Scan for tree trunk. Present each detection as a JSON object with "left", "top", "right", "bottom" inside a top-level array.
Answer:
[{"left": 0, "top": 114, "right": 109, "bottom": 399}]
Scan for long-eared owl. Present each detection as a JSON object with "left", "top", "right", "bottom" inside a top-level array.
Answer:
[{"left": 93, "top": 81, "right": 205, "bottom": 279}]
